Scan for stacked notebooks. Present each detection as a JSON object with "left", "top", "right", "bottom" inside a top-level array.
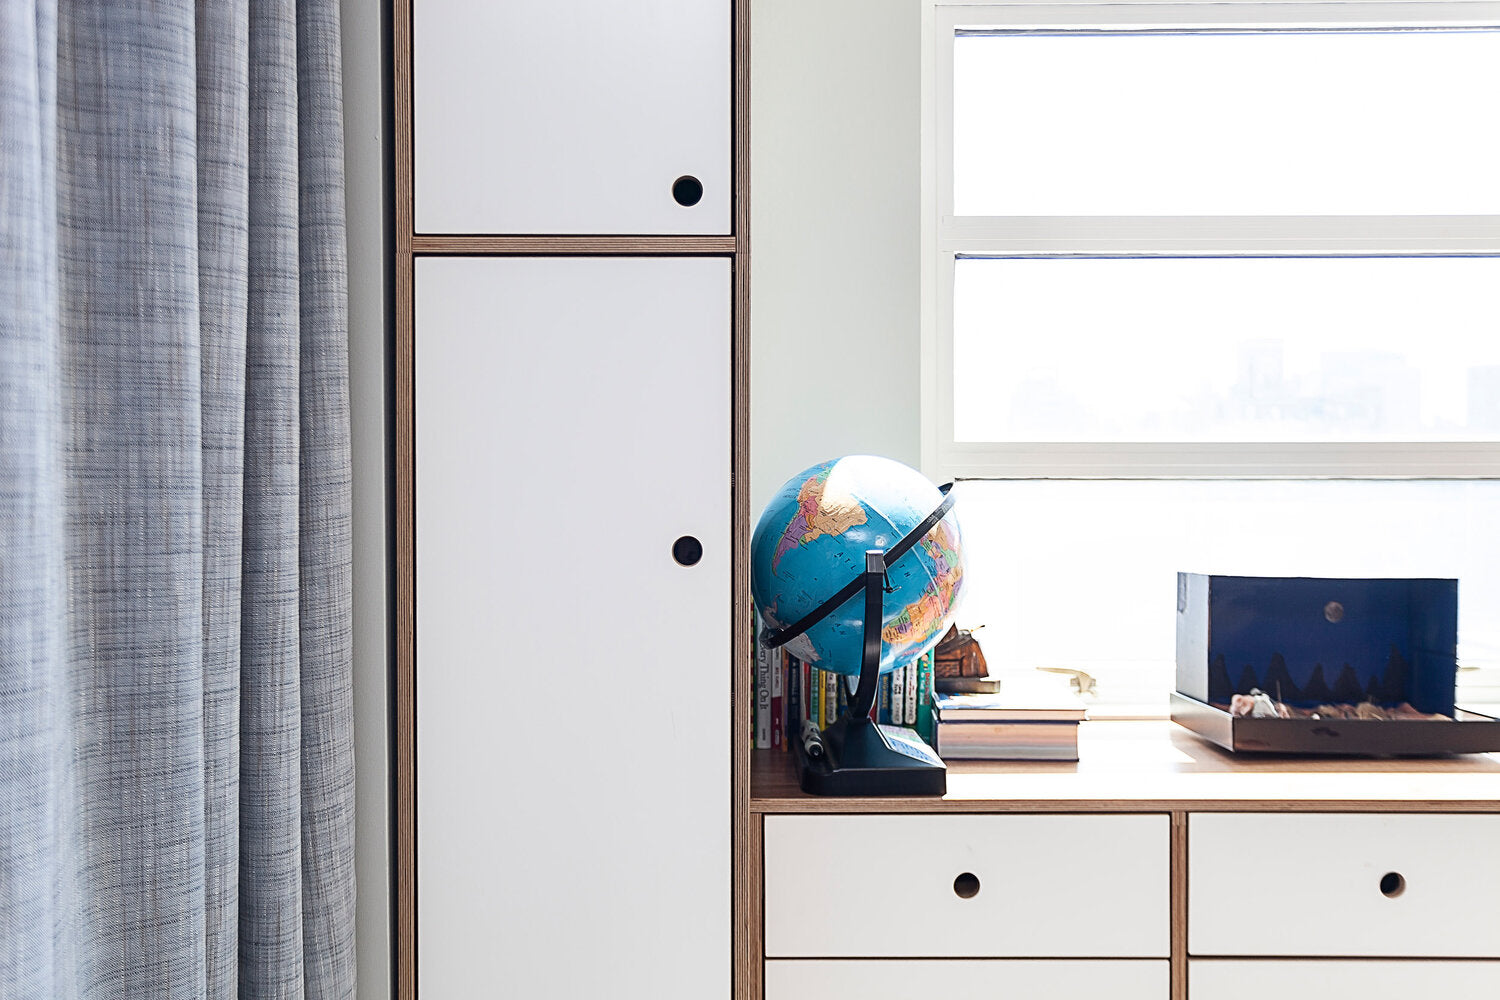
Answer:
[{"left": 932, "top": 691, "right": 1087, "bottom": 761}]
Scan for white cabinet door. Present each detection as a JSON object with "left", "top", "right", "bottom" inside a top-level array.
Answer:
[
  {"left": 415, "top": 257, "right": 731, "bottom": 999},
  {"left": 414, "top": 1, "right": 731, "bottom": 235},
  {"left": 767, "top": 960, "right": 1169, "bottom": 1000}
]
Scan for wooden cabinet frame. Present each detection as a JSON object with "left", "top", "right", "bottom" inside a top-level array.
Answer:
[
  {"left": 391, "top": 3, "right": 752, "bottom": 997},
  {"left": 750, "top": 725, "right": 1500, "bottom": 1000},
  {"left": 391, "top": 6, "right": 1500, "bottom": 999}
]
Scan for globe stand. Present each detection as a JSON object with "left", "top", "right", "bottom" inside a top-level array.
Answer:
[{"left": 791, "top": 551, "right": 947, "bottom": 797}]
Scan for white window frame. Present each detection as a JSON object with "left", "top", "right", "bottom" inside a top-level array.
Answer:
[{"left": 920, "top": 0, "right": 1500, "bottom": 482}]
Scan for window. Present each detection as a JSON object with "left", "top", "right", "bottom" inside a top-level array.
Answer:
[{"left": 924, "top": 1, "right": 1500, "bottom": 712}]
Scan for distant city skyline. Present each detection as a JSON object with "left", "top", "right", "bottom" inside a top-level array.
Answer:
[{"left": 953, "top": 258, "right": 1500, "bottom": 443}]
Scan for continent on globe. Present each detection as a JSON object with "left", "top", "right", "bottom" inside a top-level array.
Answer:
[
  {"left": 881, "top": 520, "right": 964, "bottom": 647},
  {"left": 759, "top": 599, "right": 822, "bottom": 663},
  {"left": 770, "top": 463, "right": 868, "bottom": 574}
]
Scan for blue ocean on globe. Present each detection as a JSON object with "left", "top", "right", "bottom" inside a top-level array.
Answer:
[{"left": 750, "top": 455, "right": 965, "bottom": 678}]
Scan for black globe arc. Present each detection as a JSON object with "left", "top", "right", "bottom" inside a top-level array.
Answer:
[{"left": 760, "top": 483, "right": 956, "bottom": 652}]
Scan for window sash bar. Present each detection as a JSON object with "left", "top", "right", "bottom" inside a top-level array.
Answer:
[
  {"left": 937, "top": 443, "right": 1500, "bottom": 479},
  {"left": 938, "top": 1, "right": 1500, "bottom": 33},
  {"left": 938, "top": 218, "right": 1500, "bottom": 257}
]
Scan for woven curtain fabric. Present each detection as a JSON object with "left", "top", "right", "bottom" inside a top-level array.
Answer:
[{"left": 0, "top": 0, "right": 355, "bottom": 997}]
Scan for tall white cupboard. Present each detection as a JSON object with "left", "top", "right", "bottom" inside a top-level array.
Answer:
[
  {"left": 415, "top": 257, "right": 731, "bottom": 997},
  {"left": 396, "top": 2, "right": 744, "bottom": 998}
]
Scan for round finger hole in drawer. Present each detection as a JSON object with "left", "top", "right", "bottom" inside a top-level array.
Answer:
[
  {"left": 672, "top": 175, "right": 704, "bottom": 207},
  {"left": 953, "top": 872, "right": 981, "bottom": 899},
  {"left": 1380, "top": 871, "right": 1406, "bottom": 898},
  {"left": 672, "top": 535, "right": 703, "bottom": 566}
]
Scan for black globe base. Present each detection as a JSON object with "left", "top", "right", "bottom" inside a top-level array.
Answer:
[
  {"left": 774, "top": 542, "right": 955, "bottom": 797},
  {"left": 794, "top": 714, "right": 946, "bottom": 797}
]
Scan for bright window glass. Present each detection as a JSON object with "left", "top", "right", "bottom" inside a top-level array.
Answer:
[
  {"left": 935, "top": 8, "right": 1500, "bottom": 709},
  {"left": 953, "top": 256, "right": 1500, "bottom": 443},
  {"left": 953, "top": 29, "right": 1500, "bottom": 216},
  {"left": 953, "top": 479, "right": 1500, "bottom": 710}
]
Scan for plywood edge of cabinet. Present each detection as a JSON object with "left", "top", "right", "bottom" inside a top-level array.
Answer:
[
  {"left": 731, "top": 0, "right": 753, "bottom": 996},
  {"left": 1170, "top": 813, "right": 1188, "bottom": 1000},
  {"left": 412, "top": 234, "right": 737, "bottom": 255},
  {"left": 738, "top": 814, "right": 763, "bottom": 1000},
  {"left": 393, "top": 2, "right": 415, "bottom": 999},
  {"left": 393, "top": 252, "right": 415, "bottom": 1000}
]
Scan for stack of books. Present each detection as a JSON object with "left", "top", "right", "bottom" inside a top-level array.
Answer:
[
  {"left": 752, "top": 611, "right": 937, "bottom": 750},
  {"left": 932, "top": 690, "right": 1087, "bottom": 761}
]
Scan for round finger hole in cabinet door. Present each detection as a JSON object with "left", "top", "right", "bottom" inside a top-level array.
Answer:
[
  {"left": 672, "top": 175, "right": 704, "bottom": 207},
  {"left": 1380, "top": 871, "right": 1406, "bottom": 898},
  {"left": 672, "top": 535, "right": 703, "bottom": 566},
  {"left": 953, "top": 872, "right": 981, "bottom": 899}
]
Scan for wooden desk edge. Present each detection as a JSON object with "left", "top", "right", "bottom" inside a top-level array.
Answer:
[
  {"left": 750, "top": 721, "right": 1500, "bottom": 814},
  {"left": 751, "top": 797, "right": 1500, "bottom": 814}
]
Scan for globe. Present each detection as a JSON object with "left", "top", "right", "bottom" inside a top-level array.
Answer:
[{"left": 751, "top": 455, "right": 965, "bottom": 678}]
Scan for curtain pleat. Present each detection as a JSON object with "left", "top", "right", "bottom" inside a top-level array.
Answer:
[
  {"left": 0, "top": 0, "right": 355, "bottom": 996},
  {"left": 239, "top": 0, "right": 307, "bottom": 993},
  {"left": 56, "top": 4, "right": 209, "bottom": 997},
  {"left": 0, "top": 2, "right": 69, "bottom": 997},
  {"left": 195, "top": 1, "right": 250, "bottom": 996},
  {"left": 291, "top": 0, "right": 356, "bottom": 993}
]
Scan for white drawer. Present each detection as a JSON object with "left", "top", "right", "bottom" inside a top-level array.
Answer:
[
  {"left": 764, "top": 814, "right": 1169, "bottom": 958},
  {"left": 767, "top": 959, "right": 1168, "bottom": 1000},
  {"left": 1189, "top": 813, "right": 1500, "bottom": 957},
  {"left": 1191, "top": 960, "right": 1499, "bottom": 1000}
]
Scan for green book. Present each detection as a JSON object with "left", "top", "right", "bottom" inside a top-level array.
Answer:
[
  {"left": 915, "top": 652, "right": 935, "bottom": 742},
  {"left": 809, "top": 667, "right": 822, "bottom": 727}
]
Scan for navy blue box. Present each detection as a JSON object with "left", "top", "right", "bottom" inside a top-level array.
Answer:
[{"left": 1172, "top": 574, "right": 1500, "bottom": 755}]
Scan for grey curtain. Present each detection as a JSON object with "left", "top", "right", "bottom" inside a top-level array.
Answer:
[{"left": 0, "top": 1, "right": 355, "bottom": 997}]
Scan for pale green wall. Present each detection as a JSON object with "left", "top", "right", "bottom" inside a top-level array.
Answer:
[{"left": 751, "top": 0, "right": 923, "bottom": 515}]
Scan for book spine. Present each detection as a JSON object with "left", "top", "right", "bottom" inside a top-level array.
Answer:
[
  {"left": 823, "top": 670, "right": 838, "bottom": 726},
  {"left": 750, "top": 612, "right": 758, "bottom": 748},
  {"left": 836, "top": 676, "right": 848, "bottom": 717},
  {"left": 809, "top": 668, "right": 821, "bottom": 729},
  {"left": 904, "top": 660, "right": 918, "bottom": 725},
  {"left": 770, "top": 648, "right": 785, "bottom": 749},
  {"left": 755, "top": 615, "right": 771, "bottom": 749},
  {"left": 890, "top": 662, "right": 905, "bottom": 727},
  {"left": 801, "top": 661, "right": 811, "bottom": 726},
  {"left": 785, "top": 654, "right": 801, "bottom": 748},
  {"left": 916, "top": 652, "right": 935, "bottom": 742},
  {"left": 878, "top": 672, "right": 890, "bottom": 724}
]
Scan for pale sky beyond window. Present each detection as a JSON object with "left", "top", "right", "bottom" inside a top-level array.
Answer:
[
  {"left": 954, "top": 30, "right": 1500, "bottom": 216},
  {"left": 953, "top": 257, "right": 1500, "bottom": 443}
]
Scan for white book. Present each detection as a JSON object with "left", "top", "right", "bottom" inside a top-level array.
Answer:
[
  {"left": 904, "top": 660, "right": 918, "bottom": 725},
  {"left": 755, "top": 614, "right": 771, "bottom": 748},
  {"left": 769, "top": 644, "right": 784, "bottom": 747},
  {"left": 800, "top": 661, "right": 810, "bottom": 724},
  {"left": 889, "top": 662, "right": 905, "bottom": 725}
]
